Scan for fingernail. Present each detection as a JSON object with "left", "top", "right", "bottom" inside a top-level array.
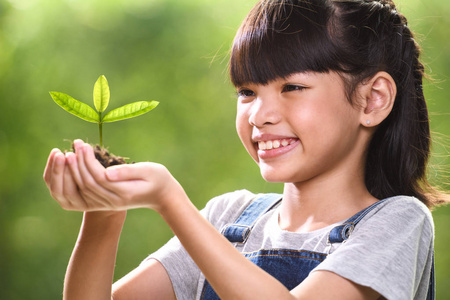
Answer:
[
  {"left": 106, "top": 168, "right": 119, "bottom": 181},
  {"left": 66, "top": 152, "right": 75, "bottom": 164},
  {"left": 55, "top": 153, "right": 65, "bottom": 165},
  {"left": 82, "top": 143, "right": 91, "bottom": 154},
  {"left": 73, "top": 140, "right": 83, "bottom": 152}
]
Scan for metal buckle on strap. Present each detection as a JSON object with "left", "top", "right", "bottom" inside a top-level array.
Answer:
[
  {"left": 327, "top": 221, "right": 355, "bottom": 244},
  {"left": 341, "top": 222, "right": 355, "bottom": 241}
]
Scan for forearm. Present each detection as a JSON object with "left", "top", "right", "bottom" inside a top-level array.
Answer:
[
  {"left": 159, "top": 196, "right": 295, "bottom": 300},
  {"left": 64, "top": 211, "right": 127, "bottom": 300}
]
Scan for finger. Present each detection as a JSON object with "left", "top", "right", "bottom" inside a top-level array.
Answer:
[
  {"left": 60, "top": 161, "right": 89, "bottom": 211},
  {"left": 48, "top": 152, "right": 66, "bottom": 200},
  {"left": 73, "top": 141, "right": 94, "bottom": 188},
  {"left": 72, "top": 139, "right": 85, "bottom": 157},
  {"left": 80, "top": 143, "right": 121, "bottom": 197},
  {"left": 81, "top": 142, "right": 108, "bottom": 178},
  {"left": 75, "top": 142, "right": 120, "bottom": 207},
  {"left": 105, "top": 164, "right": 138, "bottom": 181},
  {"left": 43, "top": 148, "right": 62, "bottom": 185},
  {"left": 76, "top": 142, "right": 109, "bottom": 187},
  {"left": 64, "top": 151, "right": 92, "bottom": 210},
  {"left": 66, "top": 151, "right": 83, "bottom": 188},
  {"left": 106, "top": 162, "right": 161, "bottom": 182}
]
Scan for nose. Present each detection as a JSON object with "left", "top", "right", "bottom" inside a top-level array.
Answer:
[{"left": 248, "top": 96, "right": 281, "bottom": 127}]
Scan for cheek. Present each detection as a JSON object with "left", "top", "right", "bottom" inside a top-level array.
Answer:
[
  {"left": 235, "top": 111, "right": 259, "bottom": 162},
  {"left": 235, "top": 103, "right": 252, "bottom": 138},
  {"left": 295, "top": 104, "right": 360, "bottom": 151},
  {"left": 292, "top": 99, "right": 354, "bottom": 129},
  {"left": 289, "top": 104, "right": 324, "bottom": 132},
  {"left": 235, "top": 111, "right": 247, "bottom": 140}
]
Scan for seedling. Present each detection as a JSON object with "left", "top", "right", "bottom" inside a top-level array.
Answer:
[{"left": 50, "top": 75, "right": 159, "bottom": 148}]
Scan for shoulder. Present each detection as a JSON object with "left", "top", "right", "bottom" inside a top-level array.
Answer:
[
  {"left": 362, "top": 195, "right": 434, "bottom": 232},
  {"left": 351, "top": 195, "right": 435, "bottom": 247},
  {"left": 315, "top": 196, "right": 435, "bottom": 299},
  {"left": 379, "top": 195, "right": 431, "bottom": 213}
]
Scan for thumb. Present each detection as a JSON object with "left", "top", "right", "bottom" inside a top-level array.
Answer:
[{"left": 105, "top": 163, "right": 147, "bottom": 181}]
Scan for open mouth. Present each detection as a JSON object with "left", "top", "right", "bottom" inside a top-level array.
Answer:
[{"left": 257, "top": 138, "right": 297, "bottom": 150}]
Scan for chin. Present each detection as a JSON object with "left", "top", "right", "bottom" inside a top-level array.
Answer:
[
  {"left": 259, "top": 164, "right": 312, "bottom": 184},
  {"left": 259, "top": 168, "right": 289, "bottom": 183}
]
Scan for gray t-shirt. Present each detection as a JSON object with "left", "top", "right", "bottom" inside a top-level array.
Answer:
[{"left": 146, "top": 190, "right": 434, "bottom": 300}]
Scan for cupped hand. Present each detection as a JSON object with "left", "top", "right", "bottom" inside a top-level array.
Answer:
[
  {"left": 43, "top": 146, "right": 84, "bottom": 211},
  {"left": 43, "top": 140, "right": 186, "bottom": 213}
]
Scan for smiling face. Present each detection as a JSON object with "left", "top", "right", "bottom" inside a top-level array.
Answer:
[{"left": 236, "top": 71, "right": 368, "bottom": 185}]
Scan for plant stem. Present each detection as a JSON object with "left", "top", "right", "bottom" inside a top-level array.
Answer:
[
  {"left": 99, "top": 122, "right": 103, "bottom": 148},
  {"left": 98, "top": 111, "right": 103, "bottom": 148}
]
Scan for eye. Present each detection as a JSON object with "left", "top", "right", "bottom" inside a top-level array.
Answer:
[
  {"left": 237, "top": 88, "right": 255, "bottom": 98},
  {"left": 282, "top": 84, "right": 307, "bottom": 93}
]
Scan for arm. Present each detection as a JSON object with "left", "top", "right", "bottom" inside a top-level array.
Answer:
[
  {"left": 157, "top": 191, "right": 380, "bottom": 300},
  {"left": 44, "top": 149, "right": 123, "bottom": 300},
  {"left": 63, "top": 211, "right": 176, "bottom": 300},
  {"left": 46, "top": 140, "right": 379, "bottom": 299},
  {"left": 64, "top": 211, "right": 126, "bottom": 300},
  {"left": 43, "top": 145, "right": 176, "bottom": 300},
  {"left": 112, "top": 259, "right": 175, "bottom": 299}
]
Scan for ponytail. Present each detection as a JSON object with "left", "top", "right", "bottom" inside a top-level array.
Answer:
[{"left": 331, "top": 0, "right": 445, "bottom": 207}]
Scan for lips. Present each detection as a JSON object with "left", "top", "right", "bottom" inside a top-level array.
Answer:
[{"left": 253, "top": 137, "right": 300, "bottom": 160}]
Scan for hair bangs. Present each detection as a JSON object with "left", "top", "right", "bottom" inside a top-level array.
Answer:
[{"left": 230, "top": 0, "right": 341, "bottom": 87}]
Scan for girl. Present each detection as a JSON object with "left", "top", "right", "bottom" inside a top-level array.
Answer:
[{"left": 44, "top": 0, "right": 448, "bottom": 299}]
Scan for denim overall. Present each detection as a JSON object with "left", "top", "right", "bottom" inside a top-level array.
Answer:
[{"left": 200, "top": 193, "right": 435, "bottom": 299}]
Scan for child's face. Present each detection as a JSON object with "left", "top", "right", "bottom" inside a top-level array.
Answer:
[{"left": 235, "top": 71, "right": 366, "bottom": 184}]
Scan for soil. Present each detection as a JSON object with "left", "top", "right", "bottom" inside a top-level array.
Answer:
[
  {"left": 71, "top": 143, "right": 128, "bottom": 168},
  {"left": 93, "top": 145, "right": 128, "bottom": 168}
]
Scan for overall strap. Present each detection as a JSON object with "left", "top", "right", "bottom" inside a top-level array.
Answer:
[
  {"left": 221, "top": 193, "right": 282, "bottom": 243},
  {"left": 328, "top": 197, "right": 436, "bottom": 299},
  {"left": 328, "top": 198, "right": 389, "bottom": 244}
]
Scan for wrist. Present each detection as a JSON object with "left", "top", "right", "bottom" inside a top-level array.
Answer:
[
  {"left": 156, "top": 184, "right": 191, "bottom": 218},
  {"left": 82, "top": 211, "right": 127, "bottom": 229},
  {"left": 148, "top": 168, "right": 189, "bottom": 214}
]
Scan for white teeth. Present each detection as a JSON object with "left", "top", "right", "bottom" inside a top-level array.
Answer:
[{"left": 258, "top": 139, "right": 295, "bottom": 150}]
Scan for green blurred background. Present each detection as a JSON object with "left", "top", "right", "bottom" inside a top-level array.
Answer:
[{"left": 0, "top": 0, "right": 448, "bottom": 298}]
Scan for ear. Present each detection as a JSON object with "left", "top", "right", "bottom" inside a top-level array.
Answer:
[{"left": 357, "top": 71, "right": 397, "bottom": 127}]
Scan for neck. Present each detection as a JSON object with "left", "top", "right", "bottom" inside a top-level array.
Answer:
[{"left": 279, "top": 171, "right": 377, "bottom": 233}]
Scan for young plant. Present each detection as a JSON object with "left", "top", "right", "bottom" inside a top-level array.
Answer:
[{"left": 50, "top": 75, "right": 159, "bottom": 148}]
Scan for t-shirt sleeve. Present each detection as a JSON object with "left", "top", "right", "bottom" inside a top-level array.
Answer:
[
  {"left": 143, "top": 190, "right": 256, "bottom": 300},
  {"left": 313, "top": 196, "right": 434, "bottom": 300}
]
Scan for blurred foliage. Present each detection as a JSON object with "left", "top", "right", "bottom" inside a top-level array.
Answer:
[{"left": 0, "top": 0, "right": 448, "bottom": 299}]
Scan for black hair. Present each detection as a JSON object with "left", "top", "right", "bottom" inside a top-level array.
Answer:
[{"left": 230, "top": 0, "right": 448, "bottom": 207}]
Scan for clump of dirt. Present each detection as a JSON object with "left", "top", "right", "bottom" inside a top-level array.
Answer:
[
  {"left": 93, "top": 145, "right": 128, "bottom": 168},
  {"left": 71, "top": 143, "right": 128, "bottom": 168}
]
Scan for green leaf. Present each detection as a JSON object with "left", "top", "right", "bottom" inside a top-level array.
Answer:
[
  {"left": 93, "top": 75, "right": 110, "bottom": 113},
  {"left": 49, "top": 91, "right": 99, "bottom": 123},
  {"left": 102, "top": 101, "right": 159, "bottom": 123}
]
